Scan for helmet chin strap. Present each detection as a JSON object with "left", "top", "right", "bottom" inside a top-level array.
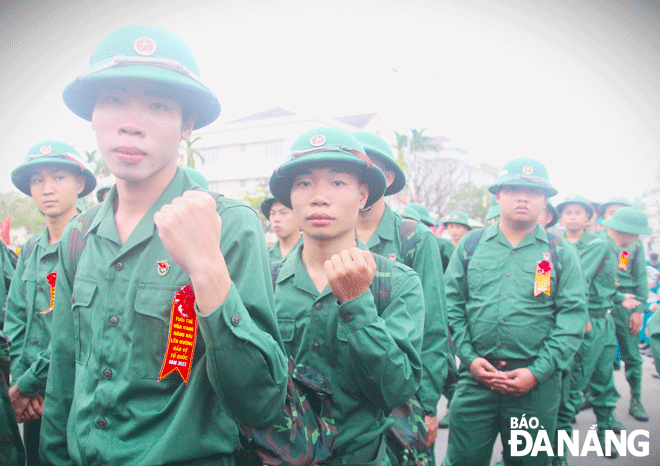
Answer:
[{"left": 359, "top": 206, "right": 372, "bottom": 213}]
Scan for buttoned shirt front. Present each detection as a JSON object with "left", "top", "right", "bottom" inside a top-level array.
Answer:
[
  {"left": 446, "top": 222, "right": 587, "bottom": 383},
  {"left": 273, "top": 242, "right": 424, "bottom": 460},
  {"left": 41, "top": 169, "right": 288, "bottom": 466}
]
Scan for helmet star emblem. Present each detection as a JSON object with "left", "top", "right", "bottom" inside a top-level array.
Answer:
[
  {"left": 134, "top": 37, "right": 157, "bottom": 56},
  {"left": 310, "top": 135, "right": 326, "bottom": 147}
]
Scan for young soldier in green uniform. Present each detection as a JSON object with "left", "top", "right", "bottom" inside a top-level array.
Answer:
[
  {"left": 269, "top": 127, "right": 424, "bottom": 465},
  {"left": 40, "top": 25, "right": 288, "bottom": 465},
  {"left": 599, "top": 196, "right": 632, "bottom": 220},
  {"left": 442, "top": 211, "right": 472, "bottom": 247},
  {"left": 352, "top": 131, "right": 449, "bottom": 449},
  {"left": 261, "top": 197, "right": 302, "bottom": 263},
  {"left": 599, "top": 206, "right": 651, "bottom": 422},
  {"left": 404, "top": 203, "right": 454, "bottom": 273},
  {"left": 443, "top": 157, "right": 588, "bottom": 466},
  {"left": 553, "top": 194, "right": 640, "bottom": 464},
  {"left": 4, "top": 140, "right": 96, "bottom": 465}
]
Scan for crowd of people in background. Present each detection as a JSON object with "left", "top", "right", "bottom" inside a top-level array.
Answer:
[{"left": 0, "top": 24, "right": 659, "bottom": 466}]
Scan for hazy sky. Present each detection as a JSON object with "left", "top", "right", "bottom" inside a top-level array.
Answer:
[{"left": 1, "top": 0, "right": 659, "bottom": 204}]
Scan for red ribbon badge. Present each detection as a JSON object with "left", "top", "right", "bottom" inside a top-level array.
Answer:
[
  {"left": 158, "top": 284, "right": 197, "bottom": 384},
  {"left": 41, "top": 272, "right": 57, "bottom": 314},
  {"left": 534, "top": 259, "right": 553, "bottom": 296},
  {"left": 618, "top": 251, "right": 629, "bottom": 271}
]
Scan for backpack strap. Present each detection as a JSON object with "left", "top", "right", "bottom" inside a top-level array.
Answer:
[
  {"left": 461, "top": 228, "right": 486, "bottom": 272},
  {"left": 20, "top": 236, "right": 40, "bottom": 270},
  {"left": 399, "top": 220, "right": 418, "bottom": 268},
  {"left": 67, "top": 205, "right": 102, "bottom": 271},
  {"left": 271, "top": 259, "right": 284, "bottom": 291}
]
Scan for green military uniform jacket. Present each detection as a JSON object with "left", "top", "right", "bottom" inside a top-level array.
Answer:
[
  {"left": 1, "top": 329, "right": 25, "bottom": 466},
  {"left": 366, "top": 204, "right": 448, "bottom": 415},
  {"left": 566, "top": 231, "right": 618, "bottom": 314},
  {"left": 0, "top": 244, "right": 17, "bottom": 324},
  {"left": 4, "top": 228, "right": 59, "bottom": 396},
  {"left": 446, "top": 223, "right": 588, "bottom": 383},
  {"left": 609, "top": 237, "right": 648, "bottom": 314},
  {"left": 436, "top": 236, "right": 455, "bottom": 272},
  {"left": 268, "top": 236, "right": 302, "bottom": 264},
  {"left": 273, "top": 242, "right": 424, "bottom": 460},
  {"left": 41, "top": 169, "right": 288, "bottom": 466}
]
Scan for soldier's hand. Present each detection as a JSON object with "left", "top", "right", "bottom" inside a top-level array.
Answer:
[
  {"left": 500, "top": 368, "right": 539, "bottom": 397},
  {"left": 154, "top": 190, "right": 223, "bottom": 278},
  {"left": 9, "top": 386, "right": 43, "bottom": 423},
  {"left": 622, "top": 293, "right": 641, "bottom": 310},
  {"left": 425, "top": 416, "right": 438, "bottom": 446},
  {"left": 585, "top": 321, "right": 592, "bottom": 334},
  {"left": 324, "top": 248, "right": 376, "bottom": 304},
  {"left": 469, "top": 358, "right": 507, "bottom": 391},
  {"left": 629, "top": 311, "right": 643, "bottom": 335}
]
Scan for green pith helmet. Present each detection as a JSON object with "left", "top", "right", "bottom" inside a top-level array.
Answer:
[
  {"left": 599, "top": 196, "right": 633, "bottom": 218},
  {"left": 556, "top": 193, "right": 594, "bottom": 217},
  {"left": 11, "top": 140, "right": 97, "bottom": 197},
  {"left": 181, "top": 166, "right": 209, "bottom": 190},
  {"left": 269, "top": 127, "right": 386, "bottom": 209},
  {"left": 545, "top": 201, "right": 559, "bottom": 228},
  {"left": 353, "top": 131, "right": 406, "bottom": 196},
  {"left": 406, "top": 203, "right": 434, "bottom": 227},
  {"left": 63, "top": 25, "right": 221, "bottom": 129},
  {"left": 261, "top": 197, "right": 278, "bottom": 218},
  {"left": 397, "top": 205, "right": 421, "bottom": 223},
  {"left": 442, "top": 211, "right": 472, "bottom": 230},
  {"left": 602, "top": 207, "right": 652, "bottom": 235},
  {"left": 96, "top": 186, "right": 111, "bottom": 203},
  {"left": 485, "top": 194, "right": 500, "bottom": 221},
  {"left": 488, "top": 156, "right": 557, "bottom": 197}
]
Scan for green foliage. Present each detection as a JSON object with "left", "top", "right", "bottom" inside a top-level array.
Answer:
[
  {"left": 182, "top": 137, "right": 204, "bottom": 169},
  {"left": 0, "top": 191, "right": 45, "bottom": 237},
  {"left": 84, "top": 149, "right": 111, "bottom": 179},
  {"left": 445, "top": 183, "right": 490, "bottom": 224}
]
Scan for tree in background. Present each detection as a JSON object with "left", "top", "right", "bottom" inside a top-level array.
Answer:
[
  {"left": 0, "top": 192, "right": 45, "bottom": 242},
  {"left": 445, "top": 182, "right": 490, "bottom": 225},
  {"left": 181, "top": 136, "right": 205, "bottom": 169},
  {"left": 394, "top": 127, "right": 468, "bottom": 219}
]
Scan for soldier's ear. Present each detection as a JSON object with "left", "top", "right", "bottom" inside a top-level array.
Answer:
[
  {"left": 181, "top": 115, "right": 196, "bottom": 141},
  {"left": 358, "top": 183, "right": 369, "bottom": 209}
]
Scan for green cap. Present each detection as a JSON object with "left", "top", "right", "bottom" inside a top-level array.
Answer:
[
  {"left": 407, "top": 203, "right": 434, "bottom": 227},
  {"left": 442, "top": 211, "right": 472, "bottom": 230},
  {"left": 556, "top": 194, "right": 594, "bottom": 217},
  {"left": 602, "top": 207, "right": 651, "bottom": 235},
  {"left": 545, "top": 201, "right": 559, "bottom": 228},
  {"left": 485, "top": 194, "right": 500, "bottom": 221},
  {"left": 269, "top": 127, "right": 386, "bottom": 209},
  {"left": 397, "top": 205, "right": 421, "bottom": 223},
  {"left": 353, "top": 131, "right": 406, "bottom": 196},
  {"left": 261, "top": 197, "right": 278, "bottom": 218},
  {"left": 11, "top": 140, "right": 97, "bottom": 197},
  {"left": 599, "top": 196, "right": 633, "bottom": 217},
  {"left": 488, "top": 157, "right": 557, "bottom": 197},
  {"left": 63, "top": 25, "right": 221, "bottom": 130}
]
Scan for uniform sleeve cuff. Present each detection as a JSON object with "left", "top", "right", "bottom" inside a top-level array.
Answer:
[
  {"left": 337, "top": 290, "right": 379, "bottom": 334},
  {"left": 15, "top": 370, "right": 42, "bottom": 397}
]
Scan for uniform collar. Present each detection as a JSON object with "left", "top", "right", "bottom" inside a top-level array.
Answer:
[
  {"left": 88, "top": 168, "right": 199, "bottom": 250},
  {"left": 366, "top": 204, "right": 397, "bottom": 248},
  {"left": 485, "top": 221, "right": 549, "bottom": 248}
]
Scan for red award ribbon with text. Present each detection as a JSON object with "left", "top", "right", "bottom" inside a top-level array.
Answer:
[
  {"left": 41, "top": 272, "right": 57, "bottom": 314},
  {"left": 534, "top": 255, "right": 552, "bottom": 297},
  {"left": 158, "top": 284, "right": 197, "bottom": 384},
  {"left": 618, "top": 251, "right": 629, "bottom": 271}
]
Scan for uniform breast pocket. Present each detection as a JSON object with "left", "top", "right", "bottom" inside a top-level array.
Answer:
[
  {"left": 71, "top": 278, "right": 98, "bottom": 366},
  {"left": 278, "top": 318, "right": 296, "bottom": 343},
  {"left": 467, "top": 259, "right": 500, "bottom": 295},
  {"left": 132, "top": 285, "right": 182, "bottom": 379}
]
